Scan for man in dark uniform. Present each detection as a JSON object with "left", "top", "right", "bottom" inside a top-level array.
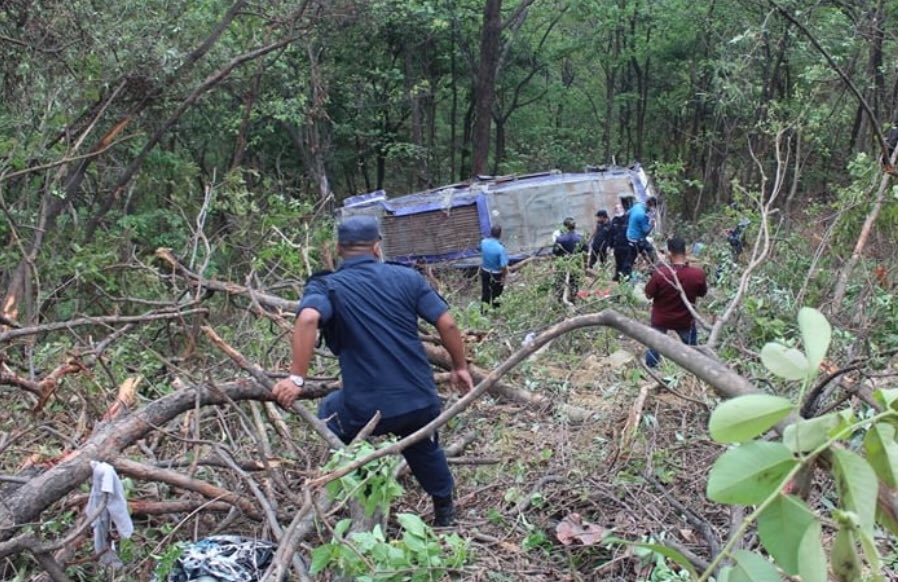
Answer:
[
  {"left": 588, "top": 209, "right": 613, "bottom": 269},
  {"left": 553, "top": 217, "right": 584, "bottom": 256},
  {"left": 610, "top": 204, "right": 631, "bottom": 281},
  {"left": 272, "top": 216, "right": 474, "bottom": 526},
  {"left": 553, "top": 217, "right": 584, "bottom": 302}
]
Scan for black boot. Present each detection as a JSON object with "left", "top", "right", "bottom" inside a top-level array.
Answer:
[{"left": 432, "top": 495, "right": 456, "bottom": 527}]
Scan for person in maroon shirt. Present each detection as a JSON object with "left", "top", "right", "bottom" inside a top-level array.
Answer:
[{"left": 644, "top": 237, "right": 707, "bottom": 367}]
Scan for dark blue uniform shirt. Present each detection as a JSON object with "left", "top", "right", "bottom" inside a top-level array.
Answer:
[{"left": 298, "top": 256, "right": 447, "bottom": 422}]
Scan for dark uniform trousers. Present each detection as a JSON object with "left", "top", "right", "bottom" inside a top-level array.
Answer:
[{"left": 318, "top": 391, "right": 454, "bottom": 498}]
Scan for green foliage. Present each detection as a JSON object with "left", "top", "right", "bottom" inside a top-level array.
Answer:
[
  {"left": 759, "top": 304, "right": 832, "bottom": 383},
  {"left": 638, "top": 307, "right": 898, "bottom": 581},
  {"left": 309, "top": 514, "right": 469, "bottom": 580},
  {"left": 606, "top": 537, "right": 698, "bottom": 580},
  {"left": 151, "top": 542, "right": 184, "bottom": 581},
  {"left": 322, "top": 440, "right": 405, "bottom": 517},
  {"left": 756, "top": 495, "right": 816, "bottom": 575},
  {"left": 706, "top": 441, "right": 797, "bottom": 505},
  {"left": 717, "top": 550, "right": 780, "bottom": 582},
  {"left": 863, "top": 423, "right": 898, "bottom": 487},
  {"left": 310, "top": 442, "right": 470, "bottom": 579},
  {"left": 782, "top": 412, "right": 845, "bottom": 454},
  {"left": 708, "top": 395, "right": 793, "bottom": 443},
  {"left": 831, "top": 448, "right": 878, "bottom": 537},
  {"left": 708, "top": 308, "right": 898, "bottom": 582}
]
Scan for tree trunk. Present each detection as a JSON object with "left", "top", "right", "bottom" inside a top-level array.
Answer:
[
  {"left": 492, "top": 115, "right": 506, "bottom": 175},
  {"left": 229, "top": 58, "right": 267, "bottom": 171},
  {"left": 470, "top": 0, "right": 503, "bottom": 177},
  {"left": 460, "top": 93, "right": 475, "bottom": 182},
  {"left": 449, "top": 3, "right": 459, "bottom": 182},
  {"left": 300, "top": 42, "right": 332, "bottom": 203}
]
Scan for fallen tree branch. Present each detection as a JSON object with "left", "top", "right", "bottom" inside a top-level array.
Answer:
[
  {"left": 113, "top": 458, "right": 262, "bottom": 520},
  {"left": 0, "top": 379, "right": 276, "bottom": 540},
  {"left": 155, "top": 248, "right": 295, "bottom": 312},
  {"left": 309, "top": 309, "right": 762, "bottom": 487},
  {"left": 200, "top": 325, "right": 344, "bottom": 449},
  {"left": 0, "top": 307, "right": 208, "bottom": 344},
  {"left": 158, "top": 255, "right": 599, "bottom": 419}
]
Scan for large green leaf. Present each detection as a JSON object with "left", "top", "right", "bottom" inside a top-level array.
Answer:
[
  {"left": 709, "top": 395, "right": 794, "bottom": 444},
  {"left": 757, "top": 494, "right": 816, "bottom": 574},
  {"left": 717, "top": 566, "right": 732, "bottom": 582},
  {"left": 864, "top": 423, "right": 898, "bottom": 487},
  {"left": 726, "top": 550, "right": 781, "bottom": 582},
  {"left": 873, "top": 388, "right": 898, "bottom": 411},
  {"left": 397, "top": 512, "right": 427, "bottom": 538},
  {"left": 760, "top": 343, "right": 811, "bottom": 381},
  {"left": 797, "top": 522, "right": 826, "bottom": 582},
  {"left": 707, "top": 442, "right": 798, "bottom": 505},
  {"left": 832, "top": 448, "right": 878, "bottom": 536},
  {"left": 782, "top": 414, "right": 838, "bottom": 454},
  {"left": 797, "top": 307, "right": 831, "bottom": 370},
  {"left": 858, "top": 529, "right": 885, "bottom": 582},
  {"left": 831, "top": 526, "right": 861, "bottom": 582}
]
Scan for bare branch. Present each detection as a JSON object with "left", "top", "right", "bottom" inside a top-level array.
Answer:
[{"left": 0, "top": 307, "right": 208, "bottom": 345}]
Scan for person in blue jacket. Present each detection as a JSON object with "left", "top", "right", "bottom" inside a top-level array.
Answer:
[
  {"left": 479, "top": 225, "right": 509, "bottom": 310},
  {"left": 626, "top": 196, "right": 658, "bottom": 268},
  {"left": 272, "top": 216, "right": 474, "bottom": 527}
]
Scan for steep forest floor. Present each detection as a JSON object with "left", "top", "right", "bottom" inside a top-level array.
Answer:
[{"left": 2, "top": 223, "right": 898, "bottom": 581}]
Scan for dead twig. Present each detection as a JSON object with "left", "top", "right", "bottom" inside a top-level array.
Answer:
[{"left": 0, "top": 307, "right": 208, "bottom": 344}]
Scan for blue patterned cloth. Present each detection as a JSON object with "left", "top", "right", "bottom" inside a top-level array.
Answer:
[{"left": 152, "top": 536, "right": 277, "bottom": 582}]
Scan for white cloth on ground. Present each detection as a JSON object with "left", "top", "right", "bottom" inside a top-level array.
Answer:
[{"left": 85, "top": 460, "right": 133, "bottom": 567}]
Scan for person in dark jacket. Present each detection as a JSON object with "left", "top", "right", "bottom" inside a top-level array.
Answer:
[
  {"left": 644, "top": 237, "right": 708, "bottom": 367},
  {"left": 588, "top": 209, "right": 613, "bottom": 269},
  {"left": 272, "top": 216, "right": 474, "bottom": 526},
  {"left": 553, "top": 217, "right": 584, "bottom": 256},
  {"left": 610, "top": 205, "right": 632, "bottom": 281},
  {"left": 553, "top": 217, "right": 585, "bottom": 302}
]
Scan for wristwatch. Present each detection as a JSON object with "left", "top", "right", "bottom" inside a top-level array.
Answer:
[{"left": 288, "top": 374, "right": 305, "bottom": 388}]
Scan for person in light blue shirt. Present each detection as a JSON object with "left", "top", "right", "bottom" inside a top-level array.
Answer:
[
  {"left": 626, "top": 196, "right": 658, "bottom": 268},
  {"left": 480, "top": 225, "right": 508, "bottom": 309}
]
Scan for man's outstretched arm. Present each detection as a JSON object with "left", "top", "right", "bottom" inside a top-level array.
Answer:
[
  {"left": 273, "top": 308, "right": 320, "bottom": 408},
  {"left": 434, "top": 312, "right": 474, "bottom": 394}
]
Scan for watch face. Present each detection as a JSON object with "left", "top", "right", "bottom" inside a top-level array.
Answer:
[{"left": 290, "top": 375, "right": 304, "bottom": 387}]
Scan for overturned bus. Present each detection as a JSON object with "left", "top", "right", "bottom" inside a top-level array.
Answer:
[{"left": 337, "top": 165, "right": 654, "bottom": 264}]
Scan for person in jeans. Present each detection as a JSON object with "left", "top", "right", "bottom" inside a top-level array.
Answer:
[
  {"left": 644, "top": 237, "right": 707, "bottom": 367},
  {"left": 610, "top": 204, "right": 632, "bottom": 281},
  {"left": 552, "top": 217, "right": 585, "bottom": 302},
  {"left": 588, "top": 209, "right": 613, "bottom": 269},
  {"left": 479, "top": 225, "right": 508, "bottom": 310},
  {"left": 272, "top": 216, "right": 474, "bottom": 526},
  {"left": 627, "top": 196, "right": 659, "bottom": 268}
]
